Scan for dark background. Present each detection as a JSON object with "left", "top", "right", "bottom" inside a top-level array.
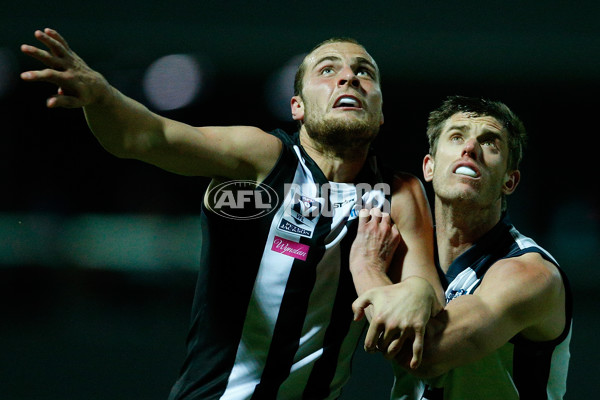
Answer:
[{"left": 1, "top": 1, "right": 598, "bottom": 399}]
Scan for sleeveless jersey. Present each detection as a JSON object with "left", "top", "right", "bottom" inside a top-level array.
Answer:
[
  {"left": 392, "top": 215, "right": 572, "bottom": 400},
  {"left": 169, "top": 129, "right": 392, "bottom": 400}
]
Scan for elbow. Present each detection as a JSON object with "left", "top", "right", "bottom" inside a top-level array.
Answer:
[{"left": 96, "top": 139, "right": 136, "bottom": 159}]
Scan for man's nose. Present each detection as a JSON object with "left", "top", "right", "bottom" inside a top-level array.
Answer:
[
  {"left": 337, "top": 67, "right": 360, "bottom": 88},
  {"left": 462, "top": 138, "right": 482, "bottom": 159}
]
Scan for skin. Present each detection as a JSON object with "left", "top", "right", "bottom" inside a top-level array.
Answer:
[
  {"left": 291, "top": 41, "right": 384, "bottom": 178},
  {"left": 21, "top": 29, "right": 442, "bottom": 369},
  {"left": 352, "top": 112, "right": 566, "bottom": 378}
]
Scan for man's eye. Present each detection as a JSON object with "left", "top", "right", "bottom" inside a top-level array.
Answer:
[
  {"left": 321, "top": 67, "right": 334, "bottom": 75},
  {"left": 357, "top": 69, "right": 373, "bottom": 78}
]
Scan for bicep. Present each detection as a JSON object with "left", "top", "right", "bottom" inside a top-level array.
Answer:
[
  {"left": 139, "top": 122, "right": 282, "bottom": 179},
  {"left": 416, "top": 256, "right": 565, "bottom": 377},
  {"left": 415, "top": 292, "right": 513, "bottom": 377}
]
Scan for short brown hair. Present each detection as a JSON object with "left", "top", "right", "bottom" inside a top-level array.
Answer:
[
  {"left": 426, "top": 95, "right": 527, "bottom": 171},
  {"left": 293, "top": 37, "right": 378, "bottom": 97}
]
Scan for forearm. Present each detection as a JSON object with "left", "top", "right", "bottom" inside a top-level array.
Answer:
[
  {"left": 400, "top": 262, "right": 445, "bottom": 310},
  {"left": 398, "top": 296, "right": 501, "bottom": 378},
  {"left": 83, "top": 82, "right": 165, "bottom": 159},
  {"left": 350, "top": 263, "right": 392, "bottom": 297}
]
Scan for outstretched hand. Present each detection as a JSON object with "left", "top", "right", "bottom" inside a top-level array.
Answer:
[{"left": 21, "top": 28, "right": 109, "bottom": 108}]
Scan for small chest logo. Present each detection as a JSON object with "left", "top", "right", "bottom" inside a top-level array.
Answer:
[
  {"left": 271, "top": 236, "right": 310, "bottom": 261},
  {"left": 277, "top": 191, "right": 323, "bottom": 238},
  {"left": 446, "top": 288, "right": 469, "bottom": 303}
]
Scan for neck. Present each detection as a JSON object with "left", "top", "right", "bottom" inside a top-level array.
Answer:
[
  {"left": 434, "top": 198, "right": 503, "bottom": 273},
  {"left": 299, "top": 130, "right": 370, "bottom": 182}
]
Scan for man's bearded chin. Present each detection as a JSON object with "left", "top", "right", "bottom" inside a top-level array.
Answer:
[{"left": 304, "top": 116, "right": 380, "bottom": 158}]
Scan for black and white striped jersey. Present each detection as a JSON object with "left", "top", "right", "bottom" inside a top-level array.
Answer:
[
  {"left": 396, "top": 215, "right": 572, "bottom": 400},
  {"left": 169, "top": 129, "right": 392, "bottom": 400}
]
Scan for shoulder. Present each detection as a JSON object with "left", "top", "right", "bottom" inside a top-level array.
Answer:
[
  {"left": 477, "top": 253, "right": 566, "bottom": 341},
  {"left": 391, "top": 171, "right": 423, "bottom": 189},
  {"left": 482, "top": 253, "right": 562, "bottom": 296},
  {"left": 197, "top": 126, "right": 283, "bottom": 181},
  {"left": 389, "top": 172, "right": 431, "bottom": 224},
  {"left": 390, "top": 172, "right": 428, "bottom": 204}
]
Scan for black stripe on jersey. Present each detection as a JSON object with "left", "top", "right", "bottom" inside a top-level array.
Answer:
[
  {"left": 512, "top": 340, "right": 554, "bottom": 399},
  {"left": 169, "top": 133, "right": 298, "bottom": 400},
  {"left": 251, "top": 203, "right": 334, "bottom": 399},
  {"left": 171, "top": 208, "right": 281, "bottom": 399},
  {"left": 445, "top": 216, "right": 515, "bottom": 284},
  {"left": 511, "top": 261, "right": 573, "bottom": 399},
  {"left": 303, "top": 218, "right": 360, "bottom": 399}
]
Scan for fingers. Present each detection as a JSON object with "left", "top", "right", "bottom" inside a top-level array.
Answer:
[
  {"left": 369, "top": 207, "right": 383, "bottom": 223},
  {"left": 21, "top": 28, "right": 71, "bottom": 73},
  {"left": 358, "top": 207, "right": 390, "bottom": 227},
  {"left": 352, "top": 294, "right": 371, "bottom": 321},
  {"left": 357, "top": 207, "right": 371, "bottom": 230},
  {"left": 363, "top": 319, "right": 382, "bottom": 353},
  {"left": 20, "top": 44, "right": 64, "bottom": 70},
  {"left": 386, "top": 334, "right": 407, "bottom": 359},
  {"left": 381, "top": 327, "right": 407, "bottom": 357},
  {"left": 44, "top": 28, "right": 70, "bottom": 50},
  {"left": 47, "top": 94, "right": 82, "bottom": 109},
  {"left": 410, "top": 331, "right": 425, "bottom": 369},
  {"left": 34, "top": 29, "right": 68, "bottom": 58},
  {"left": 20, "top": 68, "right": 69, "bottom": 88}
]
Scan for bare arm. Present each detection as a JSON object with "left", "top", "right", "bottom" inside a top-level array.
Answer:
[
  {"left": 350, "top": 173, "right": 444, "bottom": 368},
  {"left": 20, "top": 28, "right": 281, "bottom": 181},
  {"left": 387, "top": 173, "right": 443, "bottom": 302},
  {"left": 372, "top": 252, "right": 566, "bottom": 378}
]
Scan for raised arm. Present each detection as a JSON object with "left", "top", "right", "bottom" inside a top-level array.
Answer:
[
  {"left": 403, "top": 253, "right": 567, "bottom": 378},
  {"left": 350, "top": 173, "right": 444, "bottom": 368},
  {"left": 356, "top": 251, "right": 567, "bottom": 378},
  {"left": 20, "top": 28, "right": 281, "bottom": 181}
]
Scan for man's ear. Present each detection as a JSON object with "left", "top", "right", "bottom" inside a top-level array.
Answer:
[
  {"left": 291, "top": 96, "right": 304, "bottom": 121},
  {"left": 423, "top": 154, "right": 434, "bottom": 182},
  {"left": 502, "top": 169, "right": 520, "bottom": 195}
]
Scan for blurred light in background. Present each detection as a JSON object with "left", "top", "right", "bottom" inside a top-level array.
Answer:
[
  {"left": 265, "top": 53, "right": 305, "bottom": 121},
  {"left": 0, "top": 48, "right": 17, "bottom": 100},
  {"left": 142, "top": 54, "right": 209, "bottom": 111}
]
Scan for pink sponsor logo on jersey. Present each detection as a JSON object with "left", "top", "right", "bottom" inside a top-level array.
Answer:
[{"left": 271, "top": 236, "right": 309, "bottom": 261}]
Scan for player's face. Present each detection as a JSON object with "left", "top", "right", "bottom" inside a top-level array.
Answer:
[
  {"left": 291, "top": 42, "right": 384, "bottom": 146},
  {"left": 423, "top": 113, "right": 519, "bottom": 209}
]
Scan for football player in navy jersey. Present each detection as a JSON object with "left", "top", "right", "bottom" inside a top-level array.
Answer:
[{"left": 352, "top": 96, "right": 571, "bottom": 400}]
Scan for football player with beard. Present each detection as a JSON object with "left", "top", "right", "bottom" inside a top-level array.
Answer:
[{"left": 21, "top": 30, "right": 443, "bottom": 399}]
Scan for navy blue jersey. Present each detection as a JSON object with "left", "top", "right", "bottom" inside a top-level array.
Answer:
[{"left": 394, "top": 215, "right": 572, "bottom": 400}]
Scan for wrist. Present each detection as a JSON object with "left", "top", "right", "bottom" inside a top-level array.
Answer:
[{"left": 349, "top": 257, "right": 387, "bottom": 276}]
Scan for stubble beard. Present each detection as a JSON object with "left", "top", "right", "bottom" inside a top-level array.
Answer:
[
  {"left": 433, "top": 174, "right": 503, "bottom": 214},
  {"left": 303, "top": 104, "right": 381, "bottom": 158}
]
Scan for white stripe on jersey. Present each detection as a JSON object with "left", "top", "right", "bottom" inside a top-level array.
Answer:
[
  {"left": 221, "top": 158, "right": 312, "bottom": 399},
  {"left": 509, "top": 226, "right": 559, "bottom": 265},
  {"left": 221, "top": 146, "right": 388, "bottom": 399},
  {"left": 446, "top": 268, "right": 480, "bottom": 302}
]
